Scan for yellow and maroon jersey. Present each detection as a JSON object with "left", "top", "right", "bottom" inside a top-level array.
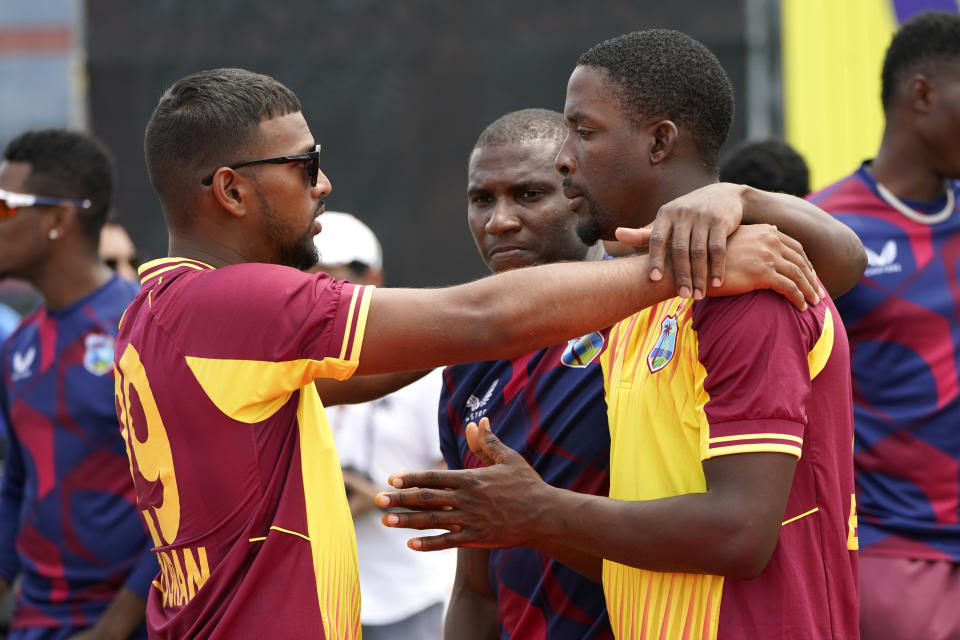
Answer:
[
  {"left": 601, "top": 291, "right": 858, "bottom": 639},
  {"left": 113, "top": 258, "right": 373, "bottom": 639}
]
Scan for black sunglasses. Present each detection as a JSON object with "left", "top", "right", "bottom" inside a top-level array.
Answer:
[{"left": 201, "top": 144, "right": 322, "bottom": 187}]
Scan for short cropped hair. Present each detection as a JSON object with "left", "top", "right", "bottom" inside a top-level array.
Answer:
[
  {"left": 719, "top": 139, "right": 810, "bottom": 198},
  {"left": 4, "top": 129, "right": 115, "bottom": 248},
  {"left": 473, "top": 108, "right": 566, "bottom": 152},
  {"left": 577, "top": 29, "right": 735, "bottom": 168},
  {"left": 144, "top": 68, "right": 301, "bottom": 213},
  {"left": 881, "top": 11, "right": 960, "bottom": 111}
]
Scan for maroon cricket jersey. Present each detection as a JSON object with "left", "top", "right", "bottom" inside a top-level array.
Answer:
[
  {"left": 602, "top": 291, "right": 859, "bottom": 638},
  {"left": 113, "top": 258, "right": 373, "bottom": 639}
]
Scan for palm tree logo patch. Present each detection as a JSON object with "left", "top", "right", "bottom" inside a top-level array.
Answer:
[{"left": 647, "top": 315, "right": 678, "bottom": 373}]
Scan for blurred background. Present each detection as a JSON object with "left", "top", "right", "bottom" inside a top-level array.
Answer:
[{"left": 1, "top": 0, "right": 956, "bottom": 291}]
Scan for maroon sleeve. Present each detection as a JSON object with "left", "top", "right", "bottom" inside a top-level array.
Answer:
[
  {"left": 692, "top": 291, "right": 828, "bottom": 459},
  {"left": 158, "top": 263, "right": 369, "bottom": 364}
]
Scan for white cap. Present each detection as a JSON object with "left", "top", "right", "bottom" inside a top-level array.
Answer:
[{"left": 313, "top": 211, "right": 383, "bottom": 270}]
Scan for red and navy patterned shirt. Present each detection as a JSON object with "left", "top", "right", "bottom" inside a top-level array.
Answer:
[
  {"left": 0, "top": 276, "right": 156, "bottom": 633},
  {"left": 811, "top": 164, "right": 960, "bottom": 561},
  {"left": 439, "top": 330, "right": 613, "bottom": 639}
]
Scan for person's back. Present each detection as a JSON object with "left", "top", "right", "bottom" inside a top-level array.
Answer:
[
  {"left": 809, "top": 11, "right": 960, "bottom": 639},
  {"left": 117, "top": 259, "right": 370, "bottom": 637}
]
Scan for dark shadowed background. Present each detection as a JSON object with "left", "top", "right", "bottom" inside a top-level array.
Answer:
[{"left": 86, "top": 0, "right": 761, "bottom": 287}]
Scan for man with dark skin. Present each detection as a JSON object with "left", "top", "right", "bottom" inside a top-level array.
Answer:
[
  {"left": 808, "top": 12, "right": 960, "bottom": 639},
  {"left": 442, "top": 108, "right": 864, "bottom": 639},
  {"left": 379, "top": 31, "right": 864, "bottom": 639},
  {"left": 0, "top": 130, "right": 155, "bottom": 640},
  {"left": 121, "top": 67, "right": 826, "bottom": 638}
]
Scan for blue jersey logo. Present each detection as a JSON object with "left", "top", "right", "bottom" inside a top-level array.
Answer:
[
  {"left": 561, "top": 331, "right": 604, "bottom": 368},
  {"left": 647, "top": 315, "right": 678, "bottom": 373},
  {"left": 83, "top": 333, "right": 115, "bottom": 376}
]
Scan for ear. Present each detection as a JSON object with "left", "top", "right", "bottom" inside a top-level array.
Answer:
[
  {"left": 907, "top": 74, "right": 935, "bottom": 115},
  {"left": 209, "top": 168, "right": 252, "bottom": 219},
  {"left": 648, "top": 120, "right": 679, "bottom": 165},
  {"left": 45, "top": 203, "right": 76, "bottom": 240}
]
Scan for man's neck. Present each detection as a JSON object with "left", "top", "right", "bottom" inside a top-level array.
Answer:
[
  {"left": 32, "top": 253, "right": 114, "bottom": 311},
  {"left": 167, "top": 236, "right": 255, "bottom": 269},
  {"left": 650, "top": 169, "right": 717, "bottom": 219},
  {"left": 870, "top": 127, "right": 947, "bottom": 201}
]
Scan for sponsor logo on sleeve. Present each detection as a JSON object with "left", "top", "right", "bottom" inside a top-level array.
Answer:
[{"left": 561, "top": 331, "right": 605, "bottom": 368}]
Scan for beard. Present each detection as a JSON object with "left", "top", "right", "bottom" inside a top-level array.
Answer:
[
  {"left": 257, "top": 189, "right": 319, "bottom": 271},
  {"left": 575, "top": 214, "right": 602, "bottom": 246},
  {"left": 574, "top": 194, "right": 617, "bottom": 246}
]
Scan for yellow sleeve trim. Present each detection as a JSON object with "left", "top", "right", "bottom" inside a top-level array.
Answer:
[
  {"left": 704, "top": 443, "right": 802, "bottom": 459},
  {"left": 248, "top": 525, "right": 312, "bottom": 544},
  {"left": 708, "top": 433, "right": 803, "bottom": 445},
  {"left": 782, "top": 506, "right": 819, "bottom": 526},
  {"left": 808, "top": 309, "right": 834, "bottom": 380},
  {"left": 338, "top": 285, "right": 374, "bottom": 363}
]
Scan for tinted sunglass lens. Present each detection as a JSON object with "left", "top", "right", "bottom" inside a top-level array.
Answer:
[
  {"left": 307, "top": 156, "right": 319, "bottom": 187},
  {"left": 0, "top": 200, "right": 11, "bottom": 219}
]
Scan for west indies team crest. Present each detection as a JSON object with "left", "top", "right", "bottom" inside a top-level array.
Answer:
[
  {"left": 83, "top": 333, "right": 115, "bottom": 376},
  {"left": 561, "top": 331, "right": 604, "bottom": 368},
  {"left": 647, "top": 315, "right": 678, "bottom": 373}
]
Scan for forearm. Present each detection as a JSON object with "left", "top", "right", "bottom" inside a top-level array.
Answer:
[
  {"left": 738, "top": 185, "right": 866, "bottom": 297},
  {"left": 89, "top": 587, "right": 146, "bottom": 640},
  {"left": 358, "top": 256, "right": 675, "bottom": 375},
  {"left": 445, "top": 549, "right": 498, "bottom": 640},
  {"left": 531, "top": 486, "right": 777, "bottom": 580},
  {"left": 536, "top": 540, "right": 602, "bottom": 583},
  {"left": 315, "top": 369, "right": 432, "bottom": 406}
]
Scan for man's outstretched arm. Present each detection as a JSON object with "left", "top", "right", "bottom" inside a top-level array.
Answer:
[
  {"left": 314, "top": 369, "right": 431, "bottom": 406},
  {"left": 376, "top": 419, "right": 795, "bottom": 580},
  {"left": 356, "top": 223, "right": 820, "bottom": 375}
]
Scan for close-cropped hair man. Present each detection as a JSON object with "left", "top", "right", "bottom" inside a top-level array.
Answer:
[{"left": 0, "top": 129, "right": 154, "bottom": 640}]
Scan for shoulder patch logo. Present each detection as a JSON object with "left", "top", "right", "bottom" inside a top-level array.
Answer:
[
  {"left": 83, "top": 333, "right": 115, "bottom": 376},
  {"left": 647, "top": 315, "right": 678, "bottom": 373},
  {"left": 561, "top": 331, "right": 605, "bottom": 368},
  {"left": 11, "top": 346, "right": 36, "bottom": 382},
  {"left": 864, "top": 240, "right": 901, "bottom": 276}
]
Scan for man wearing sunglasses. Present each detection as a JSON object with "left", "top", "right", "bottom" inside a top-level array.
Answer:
[
  {"left": 0, "top": 129, "right": 156, "bottom": 639},
  {"left": 122, "top": 67, "right": 828, "bottom": 639}
]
